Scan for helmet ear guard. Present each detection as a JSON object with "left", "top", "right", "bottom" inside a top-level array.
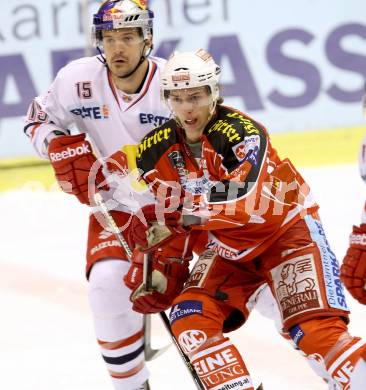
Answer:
[{"left": 92, "top": 0, "right": 154, "bottom": 49}]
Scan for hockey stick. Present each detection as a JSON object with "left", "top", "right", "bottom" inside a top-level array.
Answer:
[
  {"left": 93, "top": 192, "right": 205, "bottom": 389},
  {"left": 141, "top": 251, "right": 264, "bottom": 390},
  {"left": 93, "top": 192, "right": 168, "bottom": 361}
]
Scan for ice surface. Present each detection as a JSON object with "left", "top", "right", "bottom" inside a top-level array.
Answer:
[{"left": 1, "top": 164, "right": 365, "bottom": 389}]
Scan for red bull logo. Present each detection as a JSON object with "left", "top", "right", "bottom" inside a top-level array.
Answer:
[{"left": 131, "top": 0, "right": 148, "bottom": 10}]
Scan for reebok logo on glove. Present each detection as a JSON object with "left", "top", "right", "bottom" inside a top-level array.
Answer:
[
  {"left": 49, "top": 143, "right": 91, "bottom": 162},
  {"left": 47, "top": 133, "right": 100, "bottom": 205},
  {"left": 130, "top": 267, "right": 139, "bottom": 284}
]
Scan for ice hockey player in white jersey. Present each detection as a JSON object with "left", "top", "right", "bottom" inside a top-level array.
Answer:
[{"left": 24, "top": 1, "right": 170, "bottom": 389}]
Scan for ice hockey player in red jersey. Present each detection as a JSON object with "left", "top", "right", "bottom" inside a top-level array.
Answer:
[
  {"left": 123, "top": 49, "right": 366, "bottom": 389},
  {"left": 340, "top": 106, "right": 366, "bottom": 387},
  {"left": 23, "top": 1, "right": 171, "bottom": 389}
]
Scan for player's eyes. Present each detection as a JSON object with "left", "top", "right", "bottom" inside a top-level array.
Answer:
[{"left": 171, "top": 97, "right": 182, "bottom": 104}]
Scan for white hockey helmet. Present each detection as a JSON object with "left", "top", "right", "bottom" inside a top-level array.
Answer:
[
  {"left": 92, "top": 0, "right": 154, "bottom": 48},
  {"left": 161, "top": 49, "right": 221, "bottom": 105}
]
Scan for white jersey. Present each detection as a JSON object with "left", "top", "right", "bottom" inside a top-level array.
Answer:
[
  {"left": 25, "top": 55, "right": 170, "bottom": 158},
  {"left": 24, "top": 55, "right": 170, "bottom": 211}
]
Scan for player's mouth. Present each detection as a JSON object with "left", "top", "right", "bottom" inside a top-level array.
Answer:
[
  {"left": 112, "top": 57, "right": 128, "bottom": 64},
  {"left": 184, "top": 118, "right": 198, "bottom": 126}
]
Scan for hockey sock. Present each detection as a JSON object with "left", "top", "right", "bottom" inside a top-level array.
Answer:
[
  {"left": 291, "top": 317, "right": 366, "bottom": 389},
  {"left": 190, "top": 337, "right": 254, "bottom": 390}
]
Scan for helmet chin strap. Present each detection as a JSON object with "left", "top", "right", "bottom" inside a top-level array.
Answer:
[
  {"left": 209, "top": 99, "right": 218, "bottom": 115},
  {"left": 97, "top": 40, "right": 151, "bottom": 80}
]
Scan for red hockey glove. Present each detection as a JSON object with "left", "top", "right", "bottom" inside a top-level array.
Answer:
[
  {"left": 124, "top": 243, "right": 191, "bottom": 314},
  {"left": 48, "top": 134, "right": 105, "bottom": 204},
  {"left": 341, "top": 224, "right": 366, "bottom": 305},
  {"left": 105, "top": 150, "right": 129, "bottom": 177},
  {"left": 128, "top": 204, "right": 189, "bottom": 252}
]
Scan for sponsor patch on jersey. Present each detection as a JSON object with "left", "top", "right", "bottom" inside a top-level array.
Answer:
[
  {"left": 167, "top": 150, "right": 211, "bottom": 195},
  {"left": 244, "top": 146, "right": 259, "bottom": 166},
  {"left": 231, "top": 141, "right": 246, "bottom": 161},
  {"left": 184, "top": 250, "right": 215, "bottom": 289},
  {"left": 192, "top": 343, "right": 253, "bottom": 388},
  {"left": 137, "top": 127, "right": 172, "bottom": 157},
  {"left": 227, "top": 112, "right": 260, "bottom": 135},
  {"left": 244, "top": 135, "right": 260, "bottom": 150},
  {"left": 204, "top": 233, "right": 246, "bottom": 261},
  {"left": 70, "top": 105, "right": 109, "bottom": 119},
  {"left": 98, "top": 229, "right": 114, "bottom": 240},
  {"left": 169, "top": 300, "right": 203, "bottom": 325},
  {"left": 244, "top": 134, "right": 260, "bottom": 165},
  {"left": 231, "top": 135, "right": 260, "bottom": 166},
  {"left": 271, "top": 253, "right": 323, "bottom": 323},
  {"left": 90, "top": 240, "right": 120, "bottom": 256},
  {"left": 289, "top": 325, "right": 305, "bottom": 346},
  {"left": 178, "top": 329, "right": 207, "bottom": 355},
  {"left": 139, "top": 113, "right": 170, "bottom": 127},
  {"left": 207, "top": 119, "right": 242, "bottom": 143},
  {"left": 183, "top": 176, "right": 210, "bottom": 195},
  {"left": 305, "top": 215, "right": 349, "bottom": 312},
  {"left": 232, "top": 135, "right": 260, "bottom": 163}
]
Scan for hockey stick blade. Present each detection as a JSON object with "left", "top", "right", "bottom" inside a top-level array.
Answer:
[
  {"left": 142, "top": 256, "right": 171, "bottom": 360},
  {"left": 144, "top": 314, "right": 171, "bottom": 361}
]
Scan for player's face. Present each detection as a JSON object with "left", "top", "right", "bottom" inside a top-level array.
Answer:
[
  {"left": 102, "top": 28, "right": 147, "bottom": 78},
  {"left": 167, "top": 87, "right": 213, "bottom": 143}
]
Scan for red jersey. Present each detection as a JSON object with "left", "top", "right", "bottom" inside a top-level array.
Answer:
[{"left": 136, "top": 105, "right": 318, "bottom": 262}]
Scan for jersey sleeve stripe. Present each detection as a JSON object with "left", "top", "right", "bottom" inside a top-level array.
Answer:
[
  {"left": 23, "top": 122, "right": 39, "bottom": 136},
  {"left": 28, "top": 123, "right": 41, "bottom": 139}
]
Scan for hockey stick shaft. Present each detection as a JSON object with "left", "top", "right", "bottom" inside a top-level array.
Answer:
[
  {"left": 93, "top": 193, "right": 205, "bottom": 389},
  {"left": 93, "top": 193, "right": 133, "bottom": 259},
  {"left": 93, "top": 193, "right": 166, "bottom": 360},
  {"left": 93, "top": 194, "right": 156, "bottom": 290},
  {"left": 93, "top": 193, "right": 152, "bottom": 289},
  {"left": 158, "top": 307, "right": 205, "bottom": 390}
]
